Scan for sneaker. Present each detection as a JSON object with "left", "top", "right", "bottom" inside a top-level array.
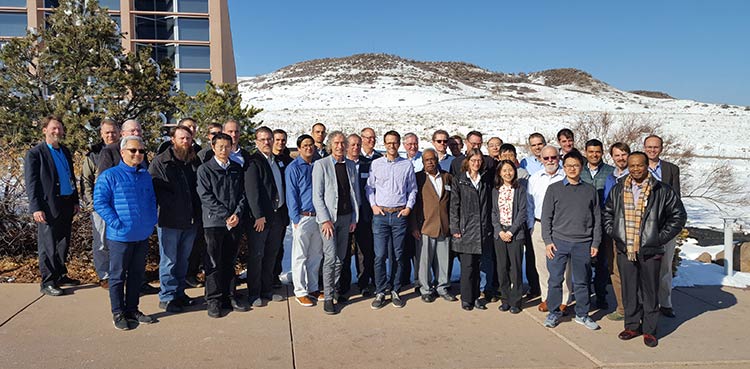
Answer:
[
  {"left": 309, "top": 291, "right": 324, "bottom": 301},
  {"left": 574, "top": 315, "right": 600, "bottom": 330},
  {"left": 607, "top": 311, "right": 625, "bottom": 321},
  {"left": 323, "top": 300, "right": 337, "bottom": 315},
  {"left": 113, "top": 313, "right": 130, "bottom": 331},
  {"left": 207, "top": 300, "right": 222, "bottom": 318},
  {"left": 159, "top": 300, "right": 183, "bottom": 313},
  {"left": 296, "top": 295, "right": 314, "bottom": 307},
  {"left": 58, "top": 276, "right": 81, "bottom": 287},
  {"left": 543, "top": 312, "right": 560, "bottom": 328},
  {"left": 371, "top": 293, "right": 387, "bottom": 310},
  {"left": 270, "top": 294, "right": 285, "bottom": 302},
  {"left": 510, "top": 306, "right": 522, "bottom": 314},
  {"left": 391, "top": 291, "right": 404, "bottom": 308},
  {"left": 126, "top": 311, "right": 155, "bottom": 324},
  {"left": 228, "top": 298, "right": 250, "bottom": 312},
  {"left": 250, "top": 298, "right": 263, "bottom": 307}
]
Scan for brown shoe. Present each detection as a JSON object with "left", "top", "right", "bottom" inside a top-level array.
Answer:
[
  {"left": 538, "top": 301, "right": 548, "bottom": 312},
  {"left": 296, "top": 295, "right": 314, "bottom": 307},
  {"left": 643, "top": 334, "right": 658, "bottom": 347},
  {"left": 309, "top": 291, "right": 324, "bottom": 301},
  {"left": 99, "top": 279, "right": 109, "bottom": 289}
]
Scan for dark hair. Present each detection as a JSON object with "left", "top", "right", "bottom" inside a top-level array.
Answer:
[
  {"left": 557, "top": 128, "right": 573, "bottom": 140},
  {"left": 466, "top": 130, "right": 483, "bottom": 141},
  {"left": 171, "top": 125, "right": 193, "bottom": 138},
  {"left": 296, "top": 134, "right": 314, "bottom": 148},
  {"left": 212, "top": 132, "right": 233, "bottom": 146},
  {"left": 528, "top": 132, "right": 546, "bottom": 144},
  {"left": 461, "top": 149, "right": 485, "bottom": 173},
  {"left": 629, "top": 151, "right": 648, "bottom": 163},
  {"left": 42, "top": 115, "right": 64, "bottom": 128},
  {"left": 495, "top": 160, "right": 519, "bottom": 189},
  {"left": 585, "top": 139, "right": 603, "bottom": 150},
  {"left": 562, "top": 150, "right": 585, "bottom": 166},
  {"left": 384, "top": 130, "right": 401, "bottom": 142},
  {"left": 273, "top": 129, "right": 287, "bottom": 138},
  {"left": 312, "top": 122, "right": 326, "bottom": 131},
  {"left": 432, "top": 129, "right": 449, "bottom": 141},
  {"left": 499, "top": 143, "right": 517, "bottom": 155},
  {"left": 609, "top": 142, "right": 631, "bottom": 155},
  {"left": 255, "top": 126, "right": 272, "bottom": 137},
  {"left": 207, "top": 122, "right": 223, "bottom": 131},
  {"left": 644, "top": 134, "right": 663, "bottom": 147}
]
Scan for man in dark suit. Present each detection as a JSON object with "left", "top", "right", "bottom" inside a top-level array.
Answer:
[
  {"left": 346, "top": 134, "right": 376, "bottom": 296},
  {"left": 245, "top": 126, "right": 287, "bottom": 307},
  {"left": 360, "top": 127, "right": 382, "bottom": 160},
  {"left": 644, "top": 135, "right": 681, "bottom": 318},
  {"left": 271, "top": 129, "right": 293, "bottom": 288},
  {"left": 24, "top": 115, "right": 81, "bottom": 296}
]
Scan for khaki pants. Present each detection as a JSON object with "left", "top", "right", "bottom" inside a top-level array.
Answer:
[
  {"left": 610, "top": 242, "right": 625, "bottom": 315},
  {"left": 532, "top": 221, "right": 572, "bottom": 303}
]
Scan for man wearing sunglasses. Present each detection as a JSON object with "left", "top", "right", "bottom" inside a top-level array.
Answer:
[
  {"left": 94, "top": 136, "right": 158, "bottom": 330},
  {"left": 431, "top": 130, "right": 454, "bottom": 172}
]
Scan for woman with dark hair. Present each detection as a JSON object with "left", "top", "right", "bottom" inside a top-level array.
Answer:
[
  {"left": 492, "top": 160, "right": 528, "bottom": 314},
  {"left": 450, "top": 149, "right": 492, "bottom": 311}
]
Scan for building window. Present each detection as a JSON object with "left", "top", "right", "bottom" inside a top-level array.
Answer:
[
  {"left": 0, "top": 0, "right": 26, "bottom": 7},
  {"left": 43, "top": 0, "right": 59, "bottom": 7},
  {"left": 0, "top": 13, "right": 27, "bottom": 37},
  {"left": 177, "top": 0, "right": 208, "bottom": 13},
  {"left": 99, "top": 0, "right": 120, "bottom": 10},
  {"left": 136, "top": 42, "right": 176, "bottom": 65},
  {"left": 111, "top": 15, "right": 121, "bottom": 30},
  {"left": 177, "top": 18, "right": 209, "bottom": 41},
  {"left": 178, "top": 72, "right": 210, "bottom": 95},
  {"left": 135, "top": 15, "right": 175, "bottom": 40},
  {"left": 134, "top": 0, "right": 174, "bottom": 12},
  {"left": 177, "top": 45, "right": 209, "bottom": 69}
]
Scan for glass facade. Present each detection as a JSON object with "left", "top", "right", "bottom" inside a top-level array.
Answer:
[
  {"left": 43, "top": 0, "right": 59, "bottom": 8},
  {"left": 177, "top": 0, "right": 208, "bottom": 13},
  {"left": 134, "top": 0, "right": 174, "bottom": 12},
  {"left": 179, "top": 72, "right": 210, "bottom": 95},
  {"left": 135, "top": 15, "right": 175, "bottom": 40},
  {"left": 177, "top": 18, "right": 209, "bottom": 41},
  {"left": 0, "top": 13, "right": 27, "bottom": 37},
  {"left": 177, "top": 45, "right": 210, "bottom": 69},
  {"left": 0, "top": 0, "right": 26, "bottom": 7},
  {"left": 136, "top": 42, "right": 176, "bottom": 65}
]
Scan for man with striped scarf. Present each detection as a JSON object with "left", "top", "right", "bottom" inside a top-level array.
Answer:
[{"left": 603, "top": 152, "right": 686, "bottom": 348}]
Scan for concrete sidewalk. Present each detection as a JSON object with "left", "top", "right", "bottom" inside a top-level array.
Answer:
[{"left": 1, "top": 283, "right": 749, "bottom": 369}]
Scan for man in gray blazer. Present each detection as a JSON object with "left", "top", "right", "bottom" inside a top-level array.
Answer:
[{"left": 312, "top": 131, "right": 361, "bottom": 314}]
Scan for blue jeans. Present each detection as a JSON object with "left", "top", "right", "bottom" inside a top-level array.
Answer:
[
  {"left": 546, "top": 238, "right": 592, "bottom": 318},
  {"left": 372, "top": 211, "right": 407, "bottom": 294},
  {"left": 108, "top": 239, "right": 148, "bottom": 314},
  {"left": 157, "top": 226, "right": 197, "bottom": 302}
]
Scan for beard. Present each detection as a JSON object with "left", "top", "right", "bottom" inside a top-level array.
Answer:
[{"left": 173, "top": 144, "right": 196, "bottom": 162}]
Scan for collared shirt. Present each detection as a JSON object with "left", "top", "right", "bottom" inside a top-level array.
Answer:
[
  {"left": 214, "top": 156, "right": 230, "bottom": 170},
  {"left": 403, "top": 151, "right": 423, "bottom": 172},
  {"left": 520, "top": 155, "right": 544, "bottom": 176},
  {"left": 261, "top": 152, "right": 284, "bottom": 209},
  {"left": 229, "top": 147, "right": 244, "bottom": 167},
  {"left": 527, "top": 168, "right": 565, "bottom": 227},
  {"left": 426, "top": 171, "right": 443, "bottom": 198},
  {"left": 437, "top": 152, "right": 454, "bottom": 172},
  {"left": 467, "top": 172, "right": 481, "bottom": 189},
  {"left": 614, "top": 167, "right": 629, "bottom": 179},
  {"left": 366, "top": 156, "right": 417, "bottom": 209},
  {"left": 588, "top": 164, "right": 599, "bottom": 178},
  {"left": 285, "top": 156, "right": 315, "bottom": 224},
  {"left": 632, "top": 179, "right": 643, "bottom": 204},
  {"left": 649, "top": 160, "right": 663, "bottom": 181},
  {"left": 47, "top": 143, "right": 73, "bottom": 196},
  {"left": 362, "top": 150, "right": 379, "bottom": 160}
]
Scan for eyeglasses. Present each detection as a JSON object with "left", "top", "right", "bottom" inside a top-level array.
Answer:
[
  {"left": 564, "top": 164, "right": 581, "bottom": 169},
  {"left": 433, "top": 140, "right": 447, "bottom": 144},
  {"left": 208, "top": 131, "right": 221, "bottom": 136},
  {"left": 126, "top": 148, "right": 146, "bottom": 154},
  {"left": 542, "top": 156, "right": 558, "bottom": 161}
]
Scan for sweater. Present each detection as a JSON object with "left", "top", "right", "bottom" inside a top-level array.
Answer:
[{"left": 541, "top": 179, "right": 601, "bottom": 247}]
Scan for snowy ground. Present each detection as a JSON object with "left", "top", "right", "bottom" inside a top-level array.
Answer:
[{"left": 676, "top": 239, "right": 750, "bottom": 288}]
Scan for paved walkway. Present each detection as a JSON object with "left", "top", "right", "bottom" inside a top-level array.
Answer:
[{"left": 1, "top": 283, "right": 749, "bottom": 369}]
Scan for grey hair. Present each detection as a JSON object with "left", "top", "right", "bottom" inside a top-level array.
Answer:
[
  {"left": 120, "top": 135, "right": 144, "bottom": 149},
  {"left": 422, "top": 148, "right": 437, "bottom": 156},
  {"left": 540, "top": 145, "right": 560, "bottom": 156},
  {"left": 121, "top": 119, "right": 141, "bottom": 130},
  {"left": 403, "top": 132, "right": 418, "bottom": 141},
  {"left": 325, "top": 130, "right": 346, "bottom": 154}
]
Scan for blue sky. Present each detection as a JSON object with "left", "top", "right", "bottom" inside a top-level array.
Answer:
[{"left": 228, "top": 0, "right": 749, "bottom": 106}]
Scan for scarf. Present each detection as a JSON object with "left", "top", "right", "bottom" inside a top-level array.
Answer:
[{"left": 623, "top": 173, "right": 651, "bottom": 261}]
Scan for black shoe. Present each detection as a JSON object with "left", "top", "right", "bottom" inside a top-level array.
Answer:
[
  {"left": 421, "top": 294, "right": 436, "bottom": 303},
  {"left": 392, "top": 291, "right": 405, "bottom": 308},
  {"left": 126, "top": 311, "right": 155, "bottom": 324},
  {"left": 159, "top": 300, "right": 183, "bottom": 313},
  {"left": 462, "top": 302, "right": 474, "bottom": 311},
  {"left": 139, "top": 283, "right": 160, "bottom": 296},
  {"left": 334, "top": 293, "right": 348, "bottom": 304},
  {"left": 660, "top": 307, "right": 676, "bottom": 318},
  {"left": 207, "top": 300, "right": 222, "bottom": 318},
  {"left": 371, "top": 293, "right": 387, "bottom": 310},
  {"left": 324, "top": 300, "right": 337, "bottom": 315},
  {"left": 176, "top": 294, "right": 196, "bottom": 307},
  {"left": 185, "top": 275, "right": 203, "bottom": 288},
  {"left": 474, "top": 298, "right": 487, "bottom": 310},
  {"left": 440, "top": 293, "right": 458, "bottom": 302},
  {"left": 40, "top": 285, "right": 64, "bottom": 297},
  {"left": 414, "top": 286, "right": 421, "bottom": 295},
  {"left": 483, "top": 292, "right": 500, "bottom": 303},
  {"left": 510, "top": 306, "right": 522, "bottom": 314},
  {"left": 230, "top": 298, "right": 249, "bottom": 312},
  {"left": 499, "top": 303, "right": 511, "bottom": 312},
  {"left": 360, "top": 287, "right": 373, "bottom": 298},
  {"left": 113, "top": 313, "right": 130, "bottom": 331},
  {"left": 525, "top": 290, "right": 541, "bottom": 300},
  {"left": 58, "top": 276, "right": 81, "bottom": 287}
]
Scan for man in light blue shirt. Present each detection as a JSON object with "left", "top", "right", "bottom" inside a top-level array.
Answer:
[
  {"left": 520, "top": 132, "right": 547, "bottom": 176},
  {"left": 431, "top": 129, "right": 454, "bottom": 172}
]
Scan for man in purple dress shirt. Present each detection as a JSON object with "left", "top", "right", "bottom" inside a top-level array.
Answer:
[{"left": 366, "top": 130, "right": 418, "bottom": 310}]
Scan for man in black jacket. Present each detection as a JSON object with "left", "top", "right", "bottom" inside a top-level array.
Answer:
[
  {"left": 245, "top": 126, "right": 287, "bottom": 307},
  {"left": 345, "top": 134, "right": 375, "bottom": 296},
  {"left": 197, "top": 133, "right": 248, "bottom": 318},
  {"left": 24, "top": 115, "right": 81, "bottom": 296},
  {"left": 271, "top": 129, "right": 293, "bottom": 288},
  {"left": 149, "top": 126, "right": 205, "bottom": 313},
  {"left": 604, "top": 151, "right": 686, "bottom": 348}
]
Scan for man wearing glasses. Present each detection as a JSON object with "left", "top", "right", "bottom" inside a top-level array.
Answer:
[
  {"left": 431, "top": 130, "right": 454, "bottom": 172},
  {"left": 360, "top": 127, "right": 382, "bottom": 160}
]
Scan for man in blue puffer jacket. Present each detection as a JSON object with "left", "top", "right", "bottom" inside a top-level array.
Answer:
[{"left": 94, "top": 136, "right": 158, "bottom": 331}]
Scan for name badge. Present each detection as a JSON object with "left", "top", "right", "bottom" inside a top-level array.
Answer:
[
  {"left": 444, "top": 185, "right": 451, "bottom": 191},
  {"left": 361, "top": 173, "right": 369, "bottom": 179},
  {"left": 278, "top": 162, "right": 285, "bottom": 168}
]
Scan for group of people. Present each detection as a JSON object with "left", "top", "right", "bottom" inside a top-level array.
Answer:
[{"left": 25, "top": 116, "right": 686, "bottom": 347}]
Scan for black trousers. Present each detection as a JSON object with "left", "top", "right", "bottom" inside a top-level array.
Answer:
[
  {"left": 400, "top": 233, "right": 416, "bottom": 286},
  {"left": 495, "top": 236, "right": 524, "bottom": 308},
  {"left": 592, "top": 234, "right": 613, "bottom": 302},
  {"left": 203, "top": 226, "right": 240, "bottom": 302},
  {"left": 352, "top": 222, "right": 375, "bottom": 290},
  {"left": 37, "top": 198, "right": 74, "bottom": 288},
  {"left": 523, "top": 227, "right": 540, "bottom": 295},
  {"left": 459, "top": 253, "right": 481, "bottom": 304},
  {"left": 246, "top": 212, "right": 285, "bottom": 300},
  {"left": 618, "top": 251, "right": 662, "bottom": 336},
  {"left": 338, "top": 232, "right": 354, "bottom": 294},
  {"left": 187, "top": 226, "right": 206, "bottom": 277}
]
